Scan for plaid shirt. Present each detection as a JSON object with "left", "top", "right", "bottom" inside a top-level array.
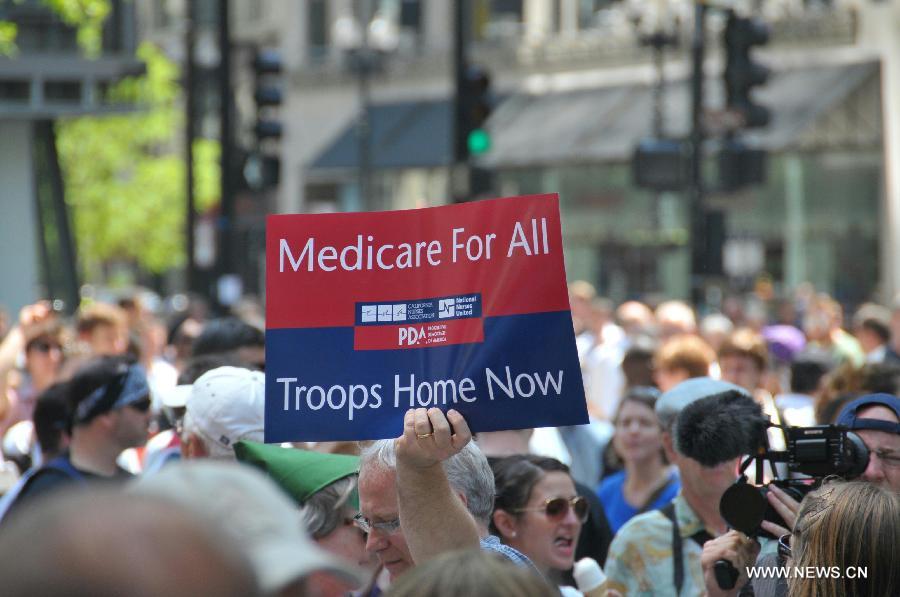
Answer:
[{"left": 480, "top": 534, "right": 541, "bottom": 574}]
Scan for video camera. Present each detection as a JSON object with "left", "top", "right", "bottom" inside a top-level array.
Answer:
[{"left": 720, "top": 423, "right": 870, "bottom": 540}]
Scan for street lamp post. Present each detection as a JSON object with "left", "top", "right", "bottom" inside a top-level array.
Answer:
[
  {"left": 632, "top": 0, "right": 679, "bottom": 139},
  {"left": 333, "top": 2, "right": 399, "bottom": 213}
]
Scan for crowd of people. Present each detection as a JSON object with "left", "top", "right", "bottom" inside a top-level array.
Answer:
[{"left": 0, "top": 281, "right": 897, "bottom": 596}]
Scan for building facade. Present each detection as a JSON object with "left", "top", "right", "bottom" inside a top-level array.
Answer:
[{"left": 137, "top": 0, "right": 896, "bottom": 307}]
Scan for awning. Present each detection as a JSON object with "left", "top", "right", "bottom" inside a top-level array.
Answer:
[
  {"left": 482, "top": 60, "right": 878, "bottom": 168},
  {"left": 310, "top": 98, "right": 452, "bottom": 171},
  {"left": 309, "top": 60, "right": 878, "bottom": 173}
]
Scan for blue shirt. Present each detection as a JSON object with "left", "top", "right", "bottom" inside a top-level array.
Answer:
[
  {"left": 480, "top": 535, "right": 541, "bottom": 574},
  {"left": 597, "top": 470, "right": 680, "bottom": 534},
  {"left": 362, "top": 537, "right": 541, "bottom": 596}
]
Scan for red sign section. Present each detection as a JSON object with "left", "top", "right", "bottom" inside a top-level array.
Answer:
[
  {"left": 354, "top": 318, "right": 485, "bottom": 351},
  {"left": 266, "top": 194, "right": 568, "bottom": 329}
]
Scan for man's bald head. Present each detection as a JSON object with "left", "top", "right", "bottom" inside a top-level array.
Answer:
[
  {"left": 617, "top": 301, "right": 655, "bottom": 337},
  {"left": 0, "top": 489, "right": 259, "bottom": 597}
]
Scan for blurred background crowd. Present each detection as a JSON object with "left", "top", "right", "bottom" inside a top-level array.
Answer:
[
  {"left": 0, "top": 281, "right": 896, "bottom": 596},
  {"left": 1, "top": 277, "right": 897, "bottom": 505}
]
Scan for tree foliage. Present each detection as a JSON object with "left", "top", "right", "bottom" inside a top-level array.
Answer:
[
  {"left": 56, "top": 43, "right": 220, "bottom": 276},
  {"left": 42, "top": 0, "right": 110, "bottom": 56},
  {"left": 0, "top": 0, "right": 111, "bottom": 56},
  {"left": 0, "top": 21, "right": 16, "bottom": 55}
]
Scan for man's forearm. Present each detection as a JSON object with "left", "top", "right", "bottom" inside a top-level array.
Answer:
[{"left": 397, "top": 461, "right": 480, "bottom": 564}]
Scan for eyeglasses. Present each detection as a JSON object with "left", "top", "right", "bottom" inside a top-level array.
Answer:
[
  {"left": 778, "top": 533, "right": 792, "bottom": 559},
  {"left": 514, "top": 496, "right": 589, "bottom": 523},
  {"left": 872, "top": 449, "right": 900, "bottom": 469},
  {"left": 353, "top": 513, "right": 401, "bottom": 535}
]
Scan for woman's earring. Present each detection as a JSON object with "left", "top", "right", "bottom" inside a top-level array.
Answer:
[{"left": 510, "top": 531, "right": 517, "bottom": 538}]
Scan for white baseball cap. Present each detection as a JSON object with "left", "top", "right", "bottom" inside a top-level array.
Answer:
[
  {"left": 160, "top": 384, "right": 192, "bottom": 409},
  {"left": 185, "top": 367, "right": 265, "bottom": 449},
  {"left": 129, "top": 461, "right": 364, "bottom": 593}
]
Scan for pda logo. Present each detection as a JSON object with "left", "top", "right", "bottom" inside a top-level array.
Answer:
[{"left": 398, "top": 326, "right": 426, "bottom": 346}]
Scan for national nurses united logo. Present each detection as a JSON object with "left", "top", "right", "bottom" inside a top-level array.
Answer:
[{"left": 353, "top": 294, "right": 484, "bottom": 350}]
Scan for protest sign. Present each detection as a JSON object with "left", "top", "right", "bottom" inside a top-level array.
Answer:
[{"left": 265, "top": 194, "right": 587, "bottom": 441}]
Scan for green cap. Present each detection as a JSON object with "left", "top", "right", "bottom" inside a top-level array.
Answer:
[{"left": 234, "top": 441, "right": 360, "bottom": 509}]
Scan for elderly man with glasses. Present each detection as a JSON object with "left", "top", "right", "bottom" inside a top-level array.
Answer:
[{"left": 356, "top": 408, "right": 538, "bottom": 592}]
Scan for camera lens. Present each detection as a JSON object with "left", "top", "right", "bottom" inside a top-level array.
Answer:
[{"left": 842, "top": 432, "right": 870, "bottom": 478}]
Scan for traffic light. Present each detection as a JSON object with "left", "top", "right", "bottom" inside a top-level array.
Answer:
[
  {"left": 246, "top": 48, "right": 282, "bottom": 190},
  {"left": 452, "top": 63, "right": 495, "bottom": 202},
  {"left": 632, "top": 138, "right": 690, "bottom": 192},
  {"left": 252, "top": 49, "right": 283, "bottom": 142},
  {"left": 458, "top": 65, "right": 493, "bottom": 161},
  {"left": 723, "top": 12, "right": 770, "bottom": 129},
  {"left": 718, "top": 139, "right": 767, "bottom": 191}
]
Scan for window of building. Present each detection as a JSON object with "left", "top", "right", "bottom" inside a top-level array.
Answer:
[
  {"left": 578, "top": 0, "right": 622, "bottom": 29},
  {"left": 0, "top": 80, "right": 29, "bottom": 103},
  {"left": 492, "top": 0, "right": 523, "bottom": 18},
  {"left": 476, "top": 0, "right": 523, "bottom": 41},
  {"left": 399, "top": 0, "right": 421, "bottom": 30},
  {"left": 307, "top": 0, "right": 328, "bottom": 62},
  {"left": 44, "top": 81, "right": 81, "bottom": 103}
]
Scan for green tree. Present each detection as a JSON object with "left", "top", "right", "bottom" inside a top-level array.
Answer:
[
  {"left": 56, "top": 42, "right": 220, "bottom": 277},
  {"left": 0, "top": 21, "right": 16, "bottom": 56},
  {"left": 0, "top": 0, "right": 111, "bottom": 56}
]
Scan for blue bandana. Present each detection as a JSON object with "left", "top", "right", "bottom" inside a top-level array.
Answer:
[{"left": 73, "top": 364, "right": 150, "bottom": 424}]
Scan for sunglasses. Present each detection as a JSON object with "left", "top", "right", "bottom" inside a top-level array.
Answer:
[
  {"left": 514, "top": 496, "right": 589, "bottom": 523},
  {"left": 127, "top": 396, "right": 152, "bottom": 413},
  {"left": 778, "top": 533, "right": 792, "bottom": 559},
  {"left": 29, "top": 340, "right": 62, "bottom": 353}
]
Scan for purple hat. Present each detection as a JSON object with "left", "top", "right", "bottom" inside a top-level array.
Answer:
[{"left": 762, "top": 325, "right": 806, "bottom": 364}]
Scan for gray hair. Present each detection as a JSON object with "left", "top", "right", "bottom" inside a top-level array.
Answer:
[
  {"left": 360, "top": 440, "right": 495, "bottom": 526},
  {"left": 300, "top": 475, "right": 358, "bottom": 539}
]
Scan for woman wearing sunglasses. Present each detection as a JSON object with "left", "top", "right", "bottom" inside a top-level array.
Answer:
[{"left": 490, "top": 454, "right": 588, "bottom": 593}]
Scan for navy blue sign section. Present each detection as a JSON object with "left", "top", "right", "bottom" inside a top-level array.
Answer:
[{"left": 265, "top": 310, "right": 584, "bottom": 442}]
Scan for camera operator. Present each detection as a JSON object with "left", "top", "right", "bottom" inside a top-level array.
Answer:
[
  {"left": 698, "top": 393, "right": 899, "bottom": 597},
  {"left": 701, "top": 480, "right": 899, "bottom": 597},
  {"left": 604, "top": 378, "right": 775, "bottom": 596},
  {"left": 755, "top": 393, "right": 899, "bottom": 545},
  {"left": 835, "top": 394, "right": 900, "bottom": 493}
]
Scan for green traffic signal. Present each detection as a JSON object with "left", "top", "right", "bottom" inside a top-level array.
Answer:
[{"left": 467, "top": 128, "right": 491, "bottom": 155}]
